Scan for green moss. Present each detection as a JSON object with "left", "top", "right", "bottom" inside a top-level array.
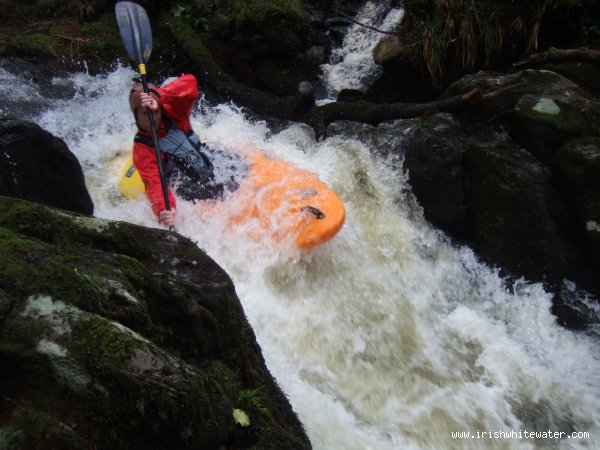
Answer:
[
  {"left": 81, "top": 12, "right": 121, "bottom": 56},
  {"left": 9, "top": 33, "right": 58, "bottom": 56},
  {"left": 0, "top": 319, "right": 43, "bottom": 357},
  {"left": 70, "top": 316, "right": 137, "bottom": 375},
  {"left": 0, "top": 196, "right": 310, "bottom": 448},
  {"left": 541, "top": 61, "right": 600, "bottom": 97},
  {"left": 0, "top": 201, "right": 87, "bottom": 246},
  {"left": 0, "top": 426, "right": 24, "bottom": 449},
  {"left": 172, "top": 0, "right": 309, "bottom": 38},
  {"left": 10, "top": 406, "right": 89, "bottom": 449},
  {"left": 414, "top": 115, "right": 435, "bottom": 131},
  {"left": 520, "top": 99, "right": 592, "bottom": 135},
  {"left": 87, "top": 360, "right": 238, "bottom": 448},
  {"left": 0, "top": 224, "right": 145, "bottom": 323},
  {"left": 0, "top": 227, "right": 48, "bottom": 297}
]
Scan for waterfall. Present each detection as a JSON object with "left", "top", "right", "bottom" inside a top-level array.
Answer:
[
  {"left": 2, "top": 4, "right": 600, "bottom": 446},
  {"left": 319, "top": 1, "right": 404, "bottom": 101}
]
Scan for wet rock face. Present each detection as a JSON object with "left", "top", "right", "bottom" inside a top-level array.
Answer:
[
  {"left": 345, "top": 90, "right": 599, "bottom": 328},
  {"left": 462, "top": 142, "right": 569, "bottom": 285},
  {"left": 399, "top": 113, "right": 570, "bottom": 287},
  {"left": 554, "top": 137, "right": 600, "bottom": 267},
  {"left": 399, "top": 115, "right": 471, "bottom": 240},
  {"left": 0, "top": 118, "right": 94, "bottom": 216},
  {"left": 380, "top": 68, "right": 600, "bottom": 329}
]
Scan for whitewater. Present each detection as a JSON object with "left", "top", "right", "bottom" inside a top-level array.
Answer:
[{"left": 3, "top": 1, "right": 599, "bottom": 448}]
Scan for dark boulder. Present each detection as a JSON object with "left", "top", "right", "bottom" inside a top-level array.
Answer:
[
  {"left": 0, "top": 118, "right": 93, "bottom": 215},
  {"left": 0, "top": 195, "right": 312, "bottom": 449},
  {"left": 462, "top": 141, "right": 569, "bottom": 286},
  {"left": 443, "top": 69, "right": 600, "bottom": 166},
  {"left": 399, "top": 113, "right": 571, "bottom": 288},
  {"left": 347, "top": 108, "right": 597, "bottom": 328},
  {"left": 400, "top": 114, "right": 470, "bottom": 239}
]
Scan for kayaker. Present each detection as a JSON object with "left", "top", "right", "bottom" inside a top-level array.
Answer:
[{"left": 129, "top": 73, "right": 221, "bottom": 227}]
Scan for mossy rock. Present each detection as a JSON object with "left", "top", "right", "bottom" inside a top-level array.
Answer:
[
  {"left": 506, "top": 91, "right": 600, "bottom": 164},
  {"left": 0, "top": 195, "right": 312, "bottom": 449},
  {"left": 539, "top": 61, "right": 600, "bottom": 98}
]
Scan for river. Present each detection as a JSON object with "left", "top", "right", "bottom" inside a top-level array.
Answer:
[{"left": 2, "top": 1, "right": 600, "bottom": 449}]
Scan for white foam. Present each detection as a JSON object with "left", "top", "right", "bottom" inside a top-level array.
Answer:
[{"left": 19, "top": 64, "right": 600, "bottom": 450}]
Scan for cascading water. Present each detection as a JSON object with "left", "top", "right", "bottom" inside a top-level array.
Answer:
[
  {"left": 319, "top": 0, "right": 404, "bottom": 101},
  {"left": 2, "top": 4, "right": 599, "bottom": 448}
]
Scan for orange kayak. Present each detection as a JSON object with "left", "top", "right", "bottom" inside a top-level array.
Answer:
[{"left": 119, "top": 148, "right": 345, "bottom": 249}]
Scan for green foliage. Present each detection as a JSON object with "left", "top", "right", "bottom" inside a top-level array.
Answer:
[
  {"left": 232, "top": 408, "right": 251, "bottom": 426},
  {"left": 582, "top": 14, "right": 600, "bottom": 46},
  {"left": 232, "top": 385, "right": 269, "bottom": 428},
  {"left": 237, "top": 385, "right": 269, "bottom": 413},
  {"left": 81, "top": 12, "right": 121, "bottom": 56},
  {"left": 171, "top": 0, "right": 309, "bottom": 35},
  {"left": 11, "top": 0, "right": 99, "bottom": 20},
  {"left": 0, "top": 427, "right": 23, "bottom": 450},
  {"left": 172, "top": 0, "right": 222, "bottom": 33},
  {"left": 9, "top": 33, "right": 58, "bottom": 56},
  {"left": 72, "top": 267, "right": 104, "bottom": 303},
  {"left": 402, "top": 0, "right": 597, "bottom": 88}
]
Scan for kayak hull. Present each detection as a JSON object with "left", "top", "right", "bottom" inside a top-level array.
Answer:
[{"left": 118, "top": 148, "right": 345, "bottom": 249}]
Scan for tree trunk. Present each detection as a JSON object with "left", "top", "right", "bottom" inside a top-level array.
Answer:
[{"left": 513, "top": 47, "right": 600, "bottom": 69}]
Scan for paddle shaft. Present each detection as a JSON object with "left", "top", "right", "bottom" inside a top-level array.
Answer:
[
  {"left": 139, "top": 66, "right": 171, "bottom": 213},
  {"left": 115, "top": 1, "right": 174, "bottom": 228}
]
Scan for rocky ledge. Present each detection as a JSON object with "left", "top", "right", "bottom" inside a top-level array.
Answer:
[{"left": 0, "top": 121, "right": 310, "bottom": 450}]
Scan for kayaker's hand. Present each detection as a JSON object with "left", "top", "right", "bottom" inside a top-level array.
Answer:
[
  {"left": 159, "top": 209, "right": 176, "bottom": 228},
  {"left": 140, "top": 92, "right": 159, "bottom": 111}
]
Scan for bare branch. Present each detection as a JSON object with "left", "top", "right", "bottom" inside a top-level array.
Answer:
[
  {"left": 332, "top": 10, "right": 401, "bottom": 36},
  {"left": 513, "top": 47, "right": 600, "bottom": 69}
]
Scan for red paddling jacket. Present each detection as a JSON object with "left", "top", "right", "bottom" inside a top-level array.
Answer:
[{"left": 131, "top": 74, "right": 199, "bottom": 221}]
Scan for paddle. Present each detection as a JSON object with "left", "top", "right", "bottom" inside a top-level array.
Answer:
[{"left": 115, "top": 1, "right": 173, "bottom": 227}]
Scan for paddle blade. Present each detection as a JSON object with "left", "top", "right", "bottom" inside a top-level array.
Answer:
[{"left": 115, "top": 1, "right": 152, "bottom": 64}]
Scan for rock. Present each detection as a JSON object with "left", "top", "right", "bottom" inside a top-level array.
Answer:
[
  {"left": 554, "top": 137, "right": 600, "bottom": 267},
  {"left": 0, "top": 195, "right": 312, "bottom": 449},
  {"left": 400, "top": 114, "right": 471, "bottom": 239},
  {"left": 348, "top": 111, "right": 597, "bottom": 327},
  {"left": 536, "top": 61, "right": 600, "bottom": 98},
  {"left": 0, "top": 58, "right": 76, "bottom": 119},
  {"left": 443, "top": 69, "right": 600, "bottom": 165},
  {"left": 337, "top": 89, "right": 365, "bottom": 102},
  {"left": 373, "top": 34, "right": 403, "bottom": 65},
  {"left": 505, "top": 89, "right": 600, "bottom": 165},
  {"left": 300, "top": 45, "right": 326, "bottom": 65},
  {"left": 463, "top": 141, "right": 568, "bottom": 285},
  {"left": 429, "top": 68, "right": 600, "bottom": 315},
  {"left": 0, "top": 118, "right": 94, "bottom": 215},
  {"left": 400, "top": 113, "right": 570, "bottom": 288},
  {"left": 298, "top": 81, "right": 314, "bottom": 95}
]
